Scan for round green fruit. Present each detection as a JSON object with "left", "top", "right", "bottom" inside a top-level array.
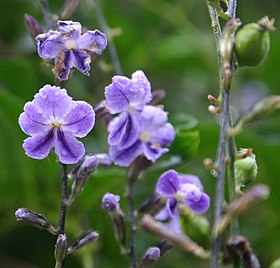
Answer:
[{"left": 235, "top": 17, "right": 275, "bottom": 67}]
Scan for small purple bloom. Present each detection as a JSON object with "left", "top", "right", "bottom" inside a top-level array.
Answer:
[
  {"left": 102, "top": 193, "right": 121, "bottom": 212},
  {"left": 19, "top": 84, "right": 95, "bottom": 164},
  {"left": 109, "top": 105, "right": 175, "bottom": 166},
  {"left": 36, "top": 20, "right": 107, "bottom": 80},
  {"left": 105, "top": 70, "right": 152, "bottom": 149},
  {"left": 156, "top": 170, "right": 210, "bottom": 216}
]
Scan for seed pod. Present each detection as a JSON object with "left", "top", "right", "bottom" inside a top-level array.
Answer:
[
  {"left": 234, "top": 148, "right": 257, "bottom": 190},
  {"left": 235, "top": 16, "right": 275, "bottom": 67}
]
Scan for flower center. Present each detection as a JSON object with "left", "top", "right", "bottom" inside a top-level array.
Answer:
[
  {"left": 51, "top": 121, "right": 62, "bottom": 129},
  {"left": 176, "top": 184, "right": 201, "bottom": 202},
  {"left": 140, "top": 131, "right": 151, "bottom": 142},
  {"left": 65, "top": 39, "right": 77, "bottom": 50}
]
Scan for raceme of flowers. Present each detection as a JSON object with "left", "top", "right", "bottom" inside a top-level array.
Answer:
[
  {"left": 156, "top": 169, "right": 210, "bottom": 218},
  {"left": 18, "top": 84, "right": 95, "bottom": 164},
  {"left": 36, "top": 20, "right": 107, "bottom": 81},
  {"left": 105, "top": 70, "right": 175, "bottom": 166}
]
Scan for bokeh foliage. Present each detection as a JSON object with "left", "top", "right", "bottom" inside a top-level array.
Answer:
[{"left": 0, "top": 0, "right": 280, "bottom": 267}]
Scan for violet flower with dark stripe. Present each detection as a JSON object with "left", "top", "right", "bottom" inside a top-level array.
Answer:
[
  {"left": 156, "top": 170, "right": 210, "bottom": 217},
  {"left": 36, "top": 21, "right": 107, "bottom": 81},
  {"left": 109, "top": 105, "right": 175, "bottom": 166},
  {"left": 105, "top": 70, "right": 152, "bottom": 150},
  {"left": 18, "top": 84, "right": 95, "bottom": 164}
]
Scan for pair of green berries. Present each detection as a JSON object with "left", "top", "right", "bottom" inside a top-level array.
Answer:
[{"left": 235, "top": 16, "right": 275, "bottom": 67}]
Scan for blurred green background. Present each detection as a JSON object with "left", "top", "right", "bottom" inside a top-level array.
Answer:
[{"left": 0, "top": 0, "right": 280, "bottom": 267}]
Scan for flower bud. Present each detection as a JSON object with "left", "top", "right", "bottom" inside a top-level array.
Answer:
[
  {"left": 234, "top": 148, "right": 258, "bottom": 190},
  {"left": 95, "top": 153, "right": 112, "bottom": 167},
  {"left": 235, "top": 16, "right": 275, "bottom": 67},
  {"left": 67, "top": 230, "right": 99, "bottom": 254},
  {"left": 67, "top": 155, "right": 98, "bottom": 205},
  {"left": 54, "top": 234, "right": 68, "bottom": 264},
  {"left": 15, "top": 208, "right": 56, "bottom": 234},
  {"left": 24, "top": 14, "right": 42, "bottom": 40},
  {"left": 102, "top": 193, "right": 126, "bottom": 249},
  {"left": 139, "top": 247, "right": 161, "bottom": 268}
]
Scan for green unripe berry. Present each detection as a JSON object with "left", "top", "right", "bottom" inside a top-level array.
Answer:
[
  {"left": 234, "top": 148, "right": 258, "bottom": 190},
  {"left": 235, "top": 16, "right": 275, "bottom": 67}
]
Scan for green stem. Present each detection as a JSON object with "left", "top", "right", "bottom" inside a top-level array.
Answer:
[
  {"left": 57, "top": 163, "right": 68, "bottom": 268},
  {"left": 90, "top": 0, "right": 123, "bottom": 75}
]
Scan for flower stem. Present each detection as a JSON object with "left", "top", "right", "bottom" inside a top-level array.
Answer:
[
  {"left": 57, "top": 163, "right": 68, "bottom": 268},
  {"left": 211, "top": 88, "right": 230, "bottom": 268},
  {"left": 127, "top": 178, "right": 137, "bottom": 268},
  {"left": 90, "top": 0, "right": 123, "bottom": 75}
]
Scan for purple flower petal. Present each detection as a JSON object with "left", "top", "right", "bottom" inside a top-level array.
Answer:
[
  {"left": 140, "top": 106, "right": 175, "bottom": 146},
  {"left": 78, "top": 30, "right": 107, "bottom": 54},
  {"left": 23, "top": 129, "right": 55, "bottom": 160},
  {"left": 19, "top": 102, "right": 49, "bottom": 135},
  {"left": 33, "top": 85, "right": 73, "bottom": 120},
  {"left": 186, "top": 193, "right": 210, "bottom": 214},
  {"left": 166, "top": 198, "right": 178, "bottom": 218},
  {"left": 36, "top": 31, "right": 64, "bottom": 59},
  {"left": 105, "top": 76, "right": 131, "bottom": 114},
  {"left": 54, "top": 130, "right": 85, "bottom": 164},
  {"left": 72, "top": 49, "right": 90, "bottom": 76},
  {"left": 53, "top": 50, "right": 75, "bottom": 81},
  {"left": 125, "top": 71, "right": 152, "bottom": 110},
  {"left": 179, "top": 174, "right": 204, "bottom": 191},
  {"left": 57, "top": 20, "right": 81, "bottom": 36},
  {"left": 156, "top": 169, "right": 180, "bottom": 197},
  {"left": 108, "top": 113, "right": 139, "bottom": 149},
  {"left": 109, "top": 140, "right": 143, "bottom": 167},
  {"left": 63, "top": 101, "right": 95, "bottom": 137},
  {"left": 143, "top": 143, "right": 168, "bottom": 162}
]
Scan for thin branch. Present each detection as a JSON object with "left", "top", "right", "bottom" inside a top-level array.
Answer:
[
  {"left": 91, "top": 0, "right": 123, "bottom": 75},
  {"left": 57, "top": 163, "right": 68, "bottom": 268},
  {"left": 211, "top": 88, "right": 230, "bottom": 268},
  {"left": 227, "top": 0, "right": 237, "bottom": 19},
  {"left": 127, "top": 179, "right": 137, "bottom": 268}
]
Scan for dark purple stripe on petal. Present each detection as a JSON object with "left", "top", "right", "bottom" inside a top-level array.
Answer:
[
  {"left": 59, "top": 50, "right": 72, "bottom": 80},
  {"left": 30, "top": 129, "right": 55, "bottom": 154},
  {"left": 72, "top": 49, "right": 90, "bottom": 75},
  {"left": 57, "top": 129, "right": 76, "bottom": 159}
]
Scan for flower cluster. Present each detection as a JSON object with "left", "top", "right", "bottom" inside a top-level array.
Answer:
[
  {"left": 19, "top": 84, "right": 95, "bottom": 164},
  {"left": 156, "top": 169, "right": 210, "bottom": 219},
  {"left": 105, "top": 71, "right": 175, "bottom": 166},
  {"left": 36, "top": 20, "right": 107, "bottom": 80}
]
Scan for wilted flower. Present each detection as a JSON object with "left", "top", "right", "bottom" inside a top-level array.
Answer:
[
  {"left": 105, "top": 70, "right": 152, "bottom": 150},
  {"left": 36, "top": 20, "right": 107, "bottom": 80},
  {"left": 18, "top": 84, "right": 95, "bottom": 164},
  {"left": 109, "top": 105, "right": 175, "bottom": 166},
  {"left": 156, "top": 170, "right": 210, "bottom": 217}
]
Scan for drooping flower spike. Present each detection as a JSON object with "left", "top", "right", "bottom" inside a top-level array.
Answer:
[
  {"left": 156, "top": 170, "right": 210, "bottom": 217},
  {"left": 36, "top": 21, "right": 107, "bottom": 80},
  {"left": 109, "top": 105, "right": 175, "bottom": 166},
  {"left": 19, "top": 84, "right": 95, "bottom": 164},
  {"left": 105, "top": 70, "right": 152, "bottom": 150}
]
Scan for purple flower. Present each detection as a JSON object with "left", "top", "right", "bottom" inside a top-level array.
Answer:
[
  {"left": 105, "top": 70, "right": 152, "bottom": 149},
  {"left": 109, "top": 105, "right": 175, "bottom": 166},
  {"left": 102, "top": 193, "right": 121, "bottom": 212},
  {"left": 18, "top": 84, "right": 95, "bottom": 164},
  {"left": 36, "top": 20, "right": 107, "bottom": 81},
  {"left": 156, "top": 170, "right": 210, "bottom": 216}
]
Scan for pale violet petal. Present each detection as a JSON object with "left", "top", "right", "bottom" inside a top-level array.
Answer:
[
  {"left": 54, "top": 130, "right": 85, "bottom": 164},
  {"left": 186, "top": 193, "right": 210, "bottom": 214},
  {"left": 78, "top": 30, "right": 107, "bottom": 53},
  {"left": 156, "top": 170, "right": 180, "bottom": 197},
  {"left": 23, "top": 130, "right": 55, "bottom": 160},
  {"left": 63, "top": 101, "right": 95, "bottom": 138}
]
